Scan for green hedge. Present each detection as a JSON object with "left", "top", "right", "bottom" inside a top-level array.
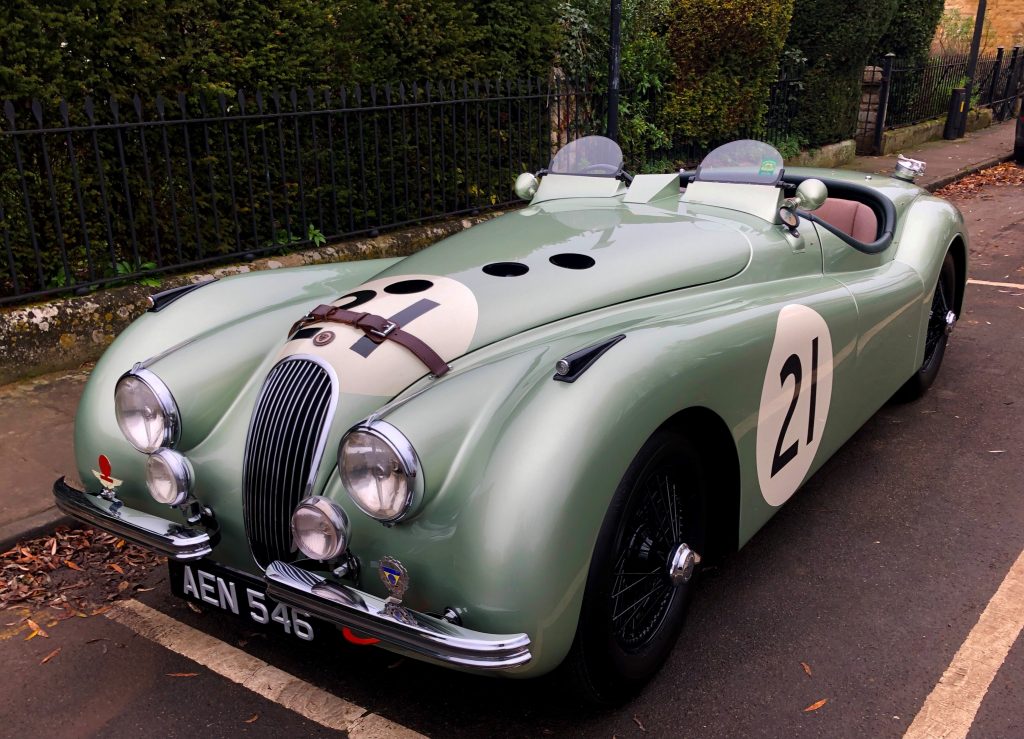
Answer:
[
  {"left": 662, "top": 0, "right": 794, "bottom": 144},
  {"left": 0, "top": 0, "right": 558, "bottom": 101},
  {"left": 785, "top": 0, "right": 900, "bottom": 146},
  {"left": 875, "top": 0, "right": 945, "bottom": 64}
]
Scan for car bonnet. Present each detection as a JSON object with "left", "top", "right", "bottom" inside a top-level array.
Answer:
[{"left": 281, "top": 199, "right": 752, "bottom": 397}]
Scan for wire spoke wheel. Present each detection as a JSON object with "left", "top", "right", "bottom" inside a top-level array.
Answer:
[
  {"left": 923, "top": 268, "right": 952, "bottom": 366},
  {"left": 562, "top": 428, "right": 708, "bottom": 705},
  {"left": 610, "top": 470, "right": 684, "bottom": 650}
]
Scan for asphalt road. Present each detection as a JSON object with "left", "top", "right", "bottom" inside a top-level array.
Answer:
[{"left": 1, "top": 176, "right": 1022, "bottom": 738}]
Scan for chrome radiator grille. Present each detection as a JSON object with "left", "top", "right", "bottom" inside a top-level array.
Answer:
[{"left": 243, "top": 357, "right": 336, "bottom": 567}]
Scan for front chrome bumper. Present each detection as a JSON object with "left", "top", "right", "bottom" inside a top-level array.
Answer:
[
  {"left": 53, "top": 477, "right": 218, "bottom": 561},
  {"left": 264, "top": 560, "right": 532, "bottom": 670}
]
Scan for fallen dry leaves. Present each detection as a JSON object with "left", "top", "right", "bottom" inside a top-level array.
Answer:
[
  {"left": 936, "top": 162, "right": 1024, "bottom": 199},
  {"left": 244, "top": 714, "right": 259, "bottom": 724},
  {"left": 39, "top": 647, "right": 61, "bottom": 664},
  {"left": 801, "top": 661, "right": 813, "bottom": 677},
  {"left": 166, "top": 672, "right": 199, "bottom": 678},
  {"left": 804, "top": 698, "right": 828, "bottom": 712},
  {"left": 1, "top": 526, "right": 163, "bottom": 621},
  {"left": 24, "top": 618, "right": 48, "bottom": 640}
]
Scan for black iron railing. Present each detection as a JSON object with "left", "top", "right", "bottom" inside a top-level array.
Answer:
[
  {"left": 1, "top": 79, "right": 608, "bottom": 305},
  {"left": 981, "top": 47, "right": 1024, "bottom": 121},
  {"left": 884, "top": 47, "right": 1024, "bottom": 130},
  {"left": 1, "top": 72, "right": 805, "bottom": 306},
  {"left": 885, "top": 53, "right": 973, "bottom": 130}
]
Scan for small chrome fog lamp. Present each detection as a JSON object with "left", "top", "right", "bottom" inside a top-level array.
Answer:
[
  {"left": 291, "top": 496, "right": 351, "bottom": 561},
  {"left": 145, "top": 449, "right": 193, "bottom": 506}
]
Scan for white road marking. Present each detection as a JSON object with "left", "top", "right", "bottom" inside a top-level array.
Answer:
[
  {"left": 107, "top": 599, "right": 423, "bottom": 737},
  {"left": 904, "top": 548, "right": 1024, "bottom": 739},
  {"left": 967, "top": 278, "right": 1024, "bottom": 289}
]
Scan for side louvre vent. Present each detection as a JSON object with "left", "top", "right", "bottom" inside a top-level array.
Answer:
[{"left": 243, "top": 357, "right": 336, "bottom": 567}]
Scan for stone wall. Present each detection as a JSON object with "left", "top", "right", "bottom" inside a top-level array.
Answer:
[
  {"left": 0, "top": 210, "right": 509, "bottom": 386},
  {"left": 940, "top": 0, "right": 1024, "bottom": 51},
  {"left": 857, "top": 66, "right": 885, "bottom": 154}
]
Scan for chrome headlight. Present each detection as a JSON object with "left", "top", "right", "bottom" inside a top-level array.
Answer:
[
  {"left": 338, "top": 421, "right": 422, "bottom": 523},
  {"left": 114, "top": 367, "right": 180, "bottom": 453},
  {"left": 291, "top": 496, "right": 351, "bottom": 561},
  {"left": 145, "top": 449, "right": 193, "bottom": 506}
]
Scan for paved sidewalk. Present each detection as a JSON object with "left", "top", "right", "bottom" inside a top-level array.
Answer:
[
  {"left": 849, "top": 117, "right": 1016, "bottom": 191},
  {"left": 0, "top": 369, "right": 88, "bottom": 549},
  {"left": 0, "top": 118, "right": 1018, "bottom": 550}
]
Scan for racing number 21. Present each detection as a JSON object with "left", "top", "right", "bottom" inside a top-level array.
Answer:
[
  {"left": 771, "top": 337, "right": 819, "bottom": 477},
  {"left": 756, "top": 304, "right": 833, "bottom": 506}
]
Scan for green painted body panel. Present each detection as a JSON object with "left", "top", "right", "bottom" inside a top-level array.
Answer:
[
  {"left": 70, "top": 165, "right": 966, "bottom": 677},
  {"left": 371, "top": 197, "right": 752, "bottom": 351}
]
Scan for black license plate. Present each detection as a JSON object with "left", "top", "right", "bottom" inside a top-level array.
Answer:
[{"left": 169, "top": 560, "right": 317, "bottom": 642}]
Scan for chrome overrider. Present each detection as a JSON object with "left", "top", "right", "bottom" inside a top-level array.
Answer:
[
  {"left": 264, "top": 560, "right": 533, "bottom": 669},
  {"left": 52, "top": 477, "right": 218, "bottom": 561}
]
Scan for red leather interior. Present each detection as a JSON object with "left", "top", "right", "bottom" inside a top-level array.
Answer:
[{"left": 814, "top": 198, "right": 878, "bottom": 242}]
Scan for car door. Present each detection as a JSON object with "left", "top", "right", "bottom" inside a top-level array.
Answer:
[{"left": 815, "top": 219, "right": 923, "bottom": 419}]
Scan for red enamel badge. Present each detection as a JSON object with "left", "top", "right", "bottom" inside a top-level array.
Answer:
[{"left": 92, "top": 454, "right": 123, "bottom": 491}]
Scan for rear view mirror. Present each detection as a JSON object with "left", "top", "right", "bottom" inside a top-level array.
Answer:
[
  {"left": 515, "top": 172, "right": 539, "bottom": 201},
  {"left": 795, "top": 179, "right": 827, "bottom": 211}
]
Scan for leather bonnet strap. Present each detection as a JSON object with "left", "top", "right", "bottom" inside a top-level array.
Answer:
[{"left": 291, "top": 304, "right": 450, "bottom": 377}]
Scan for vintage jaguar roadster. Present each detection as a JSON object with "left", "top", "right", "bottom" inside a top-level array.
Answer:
[{"left": 54, "top": 137, "right": 965, "bottom": 702}]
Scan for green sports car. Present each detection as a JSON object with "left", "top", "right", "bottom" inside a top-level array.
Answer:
[{"left": 54, "top": 137, "right": 965, "bottom": 702}]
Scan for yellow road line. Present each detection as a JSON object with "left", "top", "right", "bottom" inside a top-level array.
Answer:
[
  {"left": 107, "top": 599, "right": 423, "bottom": 738},
  {"left": 967, "top": 279, "right": 1024, "bottom": 290},
  {"left": 904, "top": 548, "right": 1024, "bottom": 739}
]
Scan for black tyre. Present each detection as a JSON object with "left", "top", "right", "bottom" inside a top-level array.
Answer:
[
  {"left": 897, "top": 251, "right": 957, "bottom": 401},
  {"left": 561, "top": 428, "right": 708, "bottom": 705}
]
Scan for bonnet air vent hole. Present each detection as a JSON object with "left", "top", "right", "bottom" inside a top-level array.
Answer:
[
  {"left": 549, "top": 253, "right": 596, "bottom": 270},
  {"left": 335, "top": 289, "right": 376, "bottom": 309},
  {"left": 482, "top": 262, "right": 529, "bottom": 277},
  {"left": 383, "top": 279, "right": 434, "bottom": 294}
]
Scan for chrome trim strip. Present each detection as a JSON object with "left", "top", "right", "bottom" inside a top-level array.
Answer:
[
  {"left": 53, "top": 477, "right": 217, "bottom": 561},
  {"left": 137, "top": 336, "right": 201, "bottom": 370},
  {"left": 264, "top": 560, "right": 532, "bottom": 669}
]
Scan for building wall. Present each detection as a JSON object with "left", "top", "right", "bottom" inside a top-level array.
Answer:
[{"left": 941, "top": 0, "right": 1024, "bottom": 51}]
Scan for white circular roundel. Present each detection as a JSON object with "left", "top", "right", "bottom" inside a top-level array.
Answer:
[
  {"left": 282, "top": 274, "right": 479, "bottom": 397},
  {"left": 756, "top": 304, "right": 834, "bottom": 507}
]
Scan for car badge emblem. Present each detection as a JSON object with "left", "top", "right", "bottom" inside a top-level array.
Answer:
[
  {"left": 91, "top": 454, "right": 123, "bottom": 491},
  {"left": 313, "top": 330, "right": 335, "bottom": 347},
  {"left": 378, "top": 556, "right": 409, "bottom": 602}
]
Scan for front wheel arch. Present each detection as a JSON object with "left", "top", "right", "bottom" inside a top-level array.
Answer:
[
  {"left": 948, "top": 235, "right": 967, "bottom": 316},
  {"left": 897, "top": 249, "right": 958, "bottom": 401},
  {"left": 660, "top": 407, "right": 740, "bottom": 562}
]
